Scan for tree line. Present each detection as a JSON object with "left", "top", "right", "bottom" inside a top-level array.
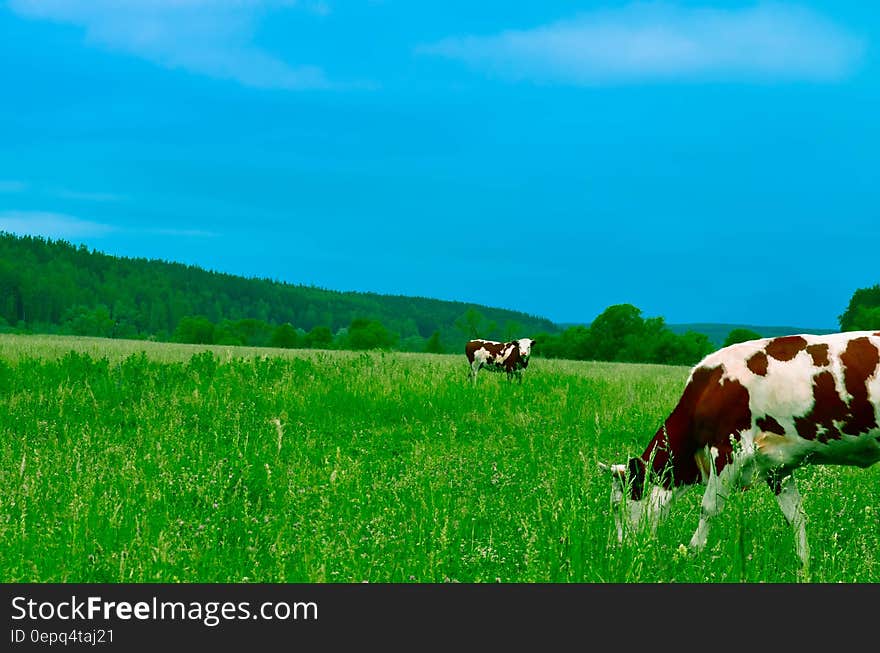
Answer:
[
  {"left": 3, "top": 232, "right": 878, "bottom": 366},
  {"left": 156, "top": 304, "right": 719, "bottom": 366},
  {"left": 531, "top": 303, "right": 716, "bottom": 365},
  {"left": 0, "top": 232, "right": 554, "bottom": 353}
]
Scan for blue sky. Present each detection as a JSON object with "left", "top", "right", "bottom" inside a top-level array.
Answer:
[{"left": 1, "top": 1, "right": 878, "bottom": 328}]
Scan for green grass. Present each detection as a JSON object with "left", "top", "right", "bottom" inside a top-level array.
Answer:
[{"left": 1, "top": 334, "right": 878, "bottom": 583}]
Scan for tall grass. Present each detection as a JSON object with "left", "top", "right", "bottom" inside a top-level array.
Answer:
[{"left": 1, "top": 334, "right": 877, "bottom": 582}]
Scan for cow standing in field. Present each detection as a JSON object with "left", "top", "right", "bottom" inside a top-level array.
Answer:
[
  {"left": 600, "top": 331, "right": 880, "bottom": 568},
  {"left": 465, "top": 338, "right": 535, "bottom": 383}
]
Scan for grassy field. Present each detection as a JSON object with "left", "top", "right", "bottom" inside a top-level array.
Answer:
[{"left": 1, "top": 334, "right": 878, "bottom": 583}]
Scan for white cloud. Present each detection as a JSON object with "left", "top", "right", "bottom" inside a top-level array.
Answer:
[
  {"left": 8, "top": 0, "right": 331, "bottom": 89},
  {"left": 0, "top": 211, "right": 218, "bottom": 240},
  {"left": 418, "top": 2, "right": 865, "bottom": 84},
  {"left": 0, "top": 211, "right": 117, "bottom": 238},
  {"left": 0, "top": 180, "right": 124, "bottom": 201}
]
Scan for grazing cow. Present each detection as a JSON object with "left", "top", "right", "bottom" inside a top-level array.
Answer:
[
  {"left": 465, "top": 338, "right": 535, "bottom": 383},
  {"left": 600, "top": 331, "right": 880, "bottom": 568}
]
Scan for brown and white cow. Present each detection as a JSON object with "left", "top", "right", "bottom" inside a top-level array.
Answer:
[
  {"left": 601, "top": 331, "right": 880, "bottom": 567},
  {"left": 465, "top": 338, "right": 535, "bottom": 383}
]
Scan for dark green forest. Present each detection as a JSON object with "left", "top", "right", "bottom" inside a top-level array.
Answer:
[
  {"left": 2, "top": 232, "right": 876, "bottom": 365},
  {"left": 0, "top": 232, "right": 555, "bottom": 353}
]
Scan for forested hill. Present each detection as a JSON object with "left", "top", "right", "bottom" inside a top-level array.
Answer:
[{"left": 0, "top": 232, "right": 557, "bottom": 350}]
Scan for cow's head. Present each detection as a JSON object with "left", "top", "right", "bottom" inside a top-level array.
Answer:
[
  {"left": 599, "top": 457, "right": 675, "bottom": 541},
  {"left": 516, "top": 338, "right": 535, "bottom": 360}
]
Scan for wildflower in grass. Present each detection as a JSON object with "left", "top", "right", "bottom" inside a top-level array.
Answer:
[{"left": 673, "top": 543, "right": 689, "bottom": 561}]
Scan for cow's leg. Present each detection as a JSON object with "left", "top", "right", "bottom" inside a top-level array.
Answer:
[
  {"left": 771, "top": 473, "right": 810, "bottom": 569},
  {"left": 468, "top": 361, "right": 480, "bottom": 383},
  {"left": 689, "top": 460, "right": 727, "bottom": 552},
  {"left": 688, "top": 447, "right": 742, "bottom": 552}
]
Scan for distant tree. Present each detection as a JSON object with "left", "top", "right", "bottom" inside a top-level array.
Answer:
[
  {"left": 502, "top": 320, "right": 523, "bottom": 342},
  {"left": 110, "top": 299, "right": 140, "bottom": 338},
  {"left": 723, "top": 328, "right": 763, "bottom": 348},
  {"left": 537, "top": 307, "right": 714, "bottom": 366},
  {"left": 850, "top": 306, "right": 880, "bottom": 331},
  {"left": 173, "top": 315, "right": 215, "bottom": 344},
  {"left": 529, "top": 331, "right": 555, "bottom": 357},
  {"left": 618, "top": 315, "right": 664, "bottom": 362},
  {"left": 332, "top": 327, "right": 348, "bottom": 348},
  {"left": 670, "top": 331, "right": 715, "bottom": 365},
  {"left": 400, "top": 318, "right": 420, "bottom": 338},
  {"left": 269, "top": 323, "right": 300, "bottom": 349},
  {"left": 347, "top": 318, "right": 397, "bottom": 350},
  {"left": 455, "top": 308, "right": 496, "bottom": 340},
  {"left": 230, "top": 318, "right": 273, "bottom": 347},
  {"left": 213, "top": 320, "right": 244, "bottom": 346},
  {"left": 839, "top": 284, "right": 880, "bottom": 331},
  {"left": 0, "top": 259, "right": 23, "bottom": 324},
  {"left": 63, "top": 304, "right": 115, "bottom": 338},
  {"left": 559, "top": 325, "right": 593, "bottom": 360},
  {"left": 589, "top": 304, "right": 645, "bottom": 361},
  {"left": 424, "top": 331, "right": 444, "bottom": 353},
  {"left": 304, "top": 325, "right": 333, "bottom": 349},
  {"left": 399, "top": 335, "right": 427, "bottom": 352}
]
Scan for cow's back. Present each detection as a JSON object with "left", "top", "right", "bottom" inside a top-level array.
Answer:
[
  {"left": 643, "top": 331, "right": 880, "bottom": 485},
  {"left": 466, "top": 339, "right": 500, "bottom": 363},
  {"left": 701, "top": 332, "right": 880, "bottom": 434}
]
